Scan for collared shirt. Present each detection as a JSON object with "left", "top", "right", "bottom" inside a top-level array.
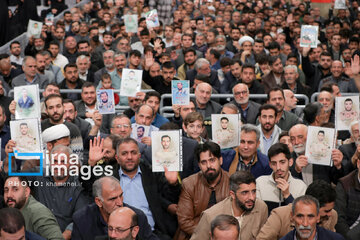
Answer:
[
  {"left": 79, "top": 71, "right": 88, "bottom": 81},
  {"left": 24, "top": 75, "right": 38, "bottom": 85},
  {"left": 237, "top": 155, "right": 256, "bottom": 171},
  {"left": 262, "top": 134, "right": 274, "bottom": 155},
  {"left": 240, "top": 103, "right": 250, "bottom": 123},
  {"left": 119, "top": 167, "right": 155, "bottom": 230},
  {"left": 10, "top": 54, "right": 23, "bottom": 65}
]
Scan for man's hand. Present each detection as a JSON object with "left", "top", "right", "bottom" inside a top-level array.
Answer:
[
  {"left": 141, "top": 136, "right": 152, "bottom": 146},
  {"left": 5, "top": 140, "right": 16, "bottom": 156},
  {"left": 167, "top": 203, "right": 178, "bottom": 215},
  {"left": 295, "top": 155, "right": 309, "bottom": 173},
  {"left": 9, "top": 100, "right": 16, "bottom": 115},
  {"left": 302, "top": 46, "right": 311, "bottom": 57},
  {"left": 85, "top": 112, "right": 94, "bottom": 119},
  {"left": 172, "top": 104, "right": 181, "bottom": 118},
  {"left": 62, "top": 230, "right": 72, "bottom": 240},
  {"left": 144, "top": 52, "right": 155, "bottom": 71},
  {"left": 164, "top": 166, "right": 179, "bottom": 185},
  {"left": 351, "top": 54, "right": 360, "bottom": 76},
  {"left": 92, "top": 110, "right": 103, "bottom": 128},
  {"left": 88, "top": 136, "right": 106, "bottom": 166},
  {"left": 275, "top": 178, "right": 290, "bottom": 199},
  {"left": 332, "top": 149, "right": 343, "bottom": 170}
]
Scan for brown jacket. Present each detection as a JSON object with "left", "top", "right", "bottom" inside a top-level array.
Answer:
[
  {"left": 190, "top": 197, "right": 268, "bottom": 240},
  {"left": 256, "top": 203, "right": 338, "bottom": 240},
  {"left": 175, "top": 170, "right": 230, "bottom": 240},
  {"left": 261, "top": 71, "right": 285, "bottom": 93}
]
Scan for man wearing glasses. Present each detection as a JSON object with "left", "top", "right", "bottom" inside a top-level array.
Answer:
[{"left": 107, "top": 207, "right": 139, "bottom": 240}]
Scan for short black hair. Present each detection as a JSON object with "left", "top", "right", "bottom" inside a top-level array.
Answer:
[
  {"left": 241, "top": 63, "right": 255, "bottom": 73},
  {"left": 268, "top": 41, "right": 281, "bottom": 50},
  {"left": 229, "top": 171, "right": 255, "bottom": 193},
  {"left": 162, "top": 61, "right": 175, "bottom": 70},
  {"left": 267, "top": 87, "right": 284, "bottom": 101},
  {"left": 268, "top": 143, "right": 291, "bottom": 162},
  {"left": 306, "top": 180, "right": 336, "bottom": 207},
  {"left": 194, "top": 141, "right": 221, "bottom": 163},
  {"left": 129, "top": 49, "right": 142, "bottom": 58},
  {"left": 259, "top": 104, "right": 278, "bottom": 117},
  {"left": 64, "top": 63, "right": 78, "bottom": 72},
  {"left": 144, "top": 91, "right": 161, "bottom": 102},
  {"left": 0, "top": 208, "right": 26, "bottom": 234}
]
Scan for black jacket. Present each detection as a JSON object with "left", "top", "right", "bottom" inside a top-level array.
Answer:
[
  {"left": 71, "top": 202, "right": 158, "bottom": 240},
  {"left": 302, "top": 55, "right": 332, "bottom": 94},
  {"left": 280, "top": 226, "right": 344, "bottom": 240},
  {"left": 112, "top": 161, "right": 181, "bottom": 237}
]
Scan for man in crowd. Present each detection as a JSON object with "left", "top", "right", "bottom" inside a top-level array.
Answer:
[
  {"left": 231, "top": 83, "right": 260, "bottom": 124},
  {"left": 176, "top": 142, "right": 230, "bottom": 239},
  {"left": 190, "top": 171, "right": 268, "bottom": 240}
]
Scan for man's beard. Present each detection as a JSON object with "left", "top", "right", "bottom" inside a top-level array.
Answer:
[
  {"left": 64, "top": 116, "right": 74, "bottom": 122},
  {"left": 6, "top": 196, "right": 27, "bottom": 209},
  {"left": 49, "top": 112, "right": 64, "bottom": 122},
  {"left": 263, "top": 123, "right": 274, "bottom": 132},
  {"left": 293, "top": 144, "right": 305, "bottom": 154},
  {"left": 204, "top": 168, "right": 220, "bottom": 183},
  {"left": 105, "top": 63, "right": 114, "bottom": 69},
  {"left": 35, "top": 46, "right": 44, "bottom": 51},
  {"left": 86, "top": 99, "right": 96, "bottom": 106},
  {"left": 235, "top": 194, "right": 255, "bottom": 212},
  {"left": 235, "top": 96, "right": 249, "bottom": 105},
  {"left": 102, "top": 99, "right": 108, "bottom": 103},
  {"left": 296, "top": 225, "right": 314, "bottom": 239},
  {"left": 217, "top": 44, "right": 226, "bottom": 51}
]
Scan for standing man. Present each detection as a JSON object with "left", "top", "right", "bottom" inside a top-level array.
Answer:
[
  {"left": 176, "top": 142, "right": 230, "bottom": 240},
  {"left": 190, "top": 171, "right": 268, "bottom": 240}
]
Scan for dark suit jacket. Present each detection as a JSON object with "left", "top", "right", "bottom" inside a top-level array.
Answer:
[
  {"left": 185, "top": 69, "right": 220, "bottom": 93},
  {"left": 338, "top": 143, "right": 357, "bottom": 175},
  {"left": 280, "top": 226, "right": 344, "bottom": 240},
  {"left": 142, "top": 137, "right": 199, "bottom": 180},
  {"left": 73, "top": 117, "right": 91, "bottom": 144},
  {"left": 71, "top": 203, "right": 158, "bottom": 240},
  {"left": 281, "top": 80, "right": 312, "bottom": 103},
  {"left": 113, "top": 161, "right": 181, "bottom": 237},
  {"left": 261, "top": 71, "right": 285, "bottom": 93},
  {"left": 193, "top": 99, "right": 222, "bottom": 118},
  {"left": 230, "top": 100, "right": 260, "bottom": 124}
]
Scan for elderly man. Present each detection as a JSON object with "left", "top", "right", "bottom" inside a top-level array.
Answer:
[
  {"left": 130, "top": 104, "right": 159, "bottom": 145},
  {"left": 176, "top": 142, "right": 230, "bottom": 240},
  {"left": 289, "top": 124, "right": 345, "bottom": 185},
  {"left": 190, "top": 171, "right": 268, "bottom": 240},
  {"left": 230, "top": 83, "right": 260, "bottom": 124},
  {"left": 71, "top": 176, "right": 157, "bottom": 240},
  {"left": 282, "top": 65, "right": 311, "bottom": 99},
  {"left": 262, "top": 56, "right": 285, "bottom": 93},
  {"left": 257, "top": 180, "right": 338, "bottom": 239},
  {"left": 185, "top": 58, "right": 221, "bottom": 93},
  {"left": 280, "top": 195, "right": 344, "bottom": 240},
  {"left": 222, "top": 124, "right": 272, "bottom": 177},
  {"left": 4, "top": 176, "right": 63, "bottom": 240},
  {"left": 317, "top": 89, "right": 335, "bottom": 123},
  {"left": 302, "top": 102, "right": 327, "bottom": 126},
  {"left": 194, "top": 82, "right": 222, "bottom": 118},
  {"left": 12, "top": 56, "right": 49, "bottom": 88},
  {"left": 107, "top": 207, "right": 140, "bottom": 240},
  {"left": 338, "top": 121, "right": 359, "bottom": 174},
  {"left": 283, "top": 89, "right": 300, "bottom": 116},
  {"left": 318, "top": 60, "right": 358, "bottom": 93}
]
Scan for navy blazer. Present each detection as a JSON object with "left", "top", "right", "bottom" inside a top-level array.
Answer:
[{"left": 280, "top": 226, "right": 345, "bottom": 240}]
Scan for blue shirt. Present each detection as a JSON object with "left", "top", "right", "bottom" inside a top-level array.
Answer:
[
  {"left": 119, "top": 167, "right": 155, "bottom": 230},
  {"left": 262, "top": 134, "right": 274, "bottom": 155},
  {"left": 131, "top": 113, "right": 169, "bottom": 128}
]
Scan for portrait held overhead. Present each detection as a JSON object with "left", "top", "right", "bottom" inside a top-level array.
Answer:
[{"left": 1, "top": 0, "right": 360, "bottom": 240}]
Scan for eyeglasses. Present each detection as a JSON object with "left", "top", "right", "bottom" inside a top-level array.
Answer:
[
  {"left": 113, "top": 124, "right": 130, "bottom": 129},
  {"left": 108, "top": 225, "right": 135, "bottom": 234}
]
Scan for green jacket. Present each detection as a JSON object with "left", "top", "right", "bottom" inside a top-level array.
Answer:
[{"left": 21, "top": 195, "right": 64, "bottom": 240}]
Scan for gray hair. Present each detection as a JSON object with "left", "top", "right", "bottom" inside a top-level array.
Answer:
[
  {"left": 350, "top": 120, "right": 359, "bottom": 137},
  {"left": 215, "top": 35, "right": 226, "bottom": 42},
  {"left": 241, "top": 124, "right": 260, "bottom": 142},
  {"left": 103, "top": 50, "right": 115, "bottom": 58},
  {"left": 222, "top": 103, "right": 239, "bottom": 114},
  {"left": 232, "top": 83, "right": 249, "bottom": 95},
  {"left": 92, "top": 176, "right": 120, "bottom": 201},
  {"left": 292, "top": 195, "right": 320, "bottom": 215},
  {"left": 194, "top": 58, "right": 210, "bottom": 71},
  {"left": 111, "top": 114, "right": 131, "bottom": 128},
  {"left": 22, "top": 56, "right": 36, "bottom": 67},
  {"left": 76, "top": 55, "right": 90, "bottom": 64},
  {"left": 284, "top": 65, "right": 298, "bottom": 74},
  {"left": 114, "top": 52, "right": 127, "bottom": 59},
  {"left": 50, "top": 144, "right": 73, "bottom": 156}
]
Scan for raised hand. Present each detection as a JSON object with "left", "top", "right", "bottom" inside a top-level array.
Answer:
[
  {"left": 164, "top": 166, "right": 179, "bottom": 185},
  {"left": 88, "top": 136, "right": 106, "bottom": 166},
  {"left": 144, "top": 52, "right": 155, "bottom": 71},
  {"left": 351, "top": 54, "right": 360, "bottom": 76}
]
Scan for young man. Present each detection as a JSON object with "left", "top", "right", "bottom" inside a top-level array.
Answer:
[{"left": 256, "top": 143, "right": 307, "bottom": 213}]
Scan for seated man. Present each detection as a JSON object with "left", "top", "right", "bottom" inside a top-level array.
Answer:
[
  {"left": 222, "top": 124, "right": 272, "bottom": 178},
  {"left": 130, "top": 91, "right": 169, "bottom": 128},
  {"left": 107, "top": 207, "right": 140, "bottom": 240},
  {"left": 335, "top": 156, "right": 360, "bottom": 239},
  {"left": 0, "top": 208, "right": 46, "bottom": 240},
  {"left": 210, "top": 215, "right": 239, "bottom": 240},
  {"left": 190, "top": 171, "right": 268, "bottom": 240},
  {"left": 193, "top": 82, "right": 222, "bottom": 118},
  {"left": 176, "top": 142, "right": 230, "bottom": 239},
  {"left": 4, "top": 176, "right": 63, "bottom": 240},
  {"left": 256, "top": 143, "right": 307, "bottom": 213},
  {"left": 338, "top": 120, "right": 359, "bottom": 174},
  {"left": 280, "top": 195, "right": 344, "bottom": 240},
  {"left": 71, "top": 176, "right": 157, "bottom": 240},
  {"left": 257, "top": 180, "right": 338, "bottom": 239}
]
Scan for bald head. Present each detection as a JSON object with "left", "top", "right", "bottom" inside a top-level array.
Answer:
[
  {"left": 108, "top": 207, "right": 139, "bottom": 240},
  {"left": 289, "top": 124, "right": 308, "bottom": 154},
  {"left": 284, "top": 89, "right": 298, "bottom": 111},
  {"left": 195, "top": 82, "right": 212, "bottom": 107},
  {"left": 232, "top": 83, "right": 249, "bottom": 105},
  {"left": 93, "top": 176, "right": 121, "bottom": 200},
  {"left": 330, "top": 60, "right": 343, "bottom": 78},
  {"left": 0, "top": 59, "right": 11, "bottom": 76}
]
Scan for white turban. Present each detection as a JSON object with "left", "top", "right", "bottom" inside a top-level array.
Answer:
[
  {"left": 238, "top": 36, "right": 254, "bottom": 46},
  {"left": 42, "top": 124, "right": 70, "bottom": 143}
]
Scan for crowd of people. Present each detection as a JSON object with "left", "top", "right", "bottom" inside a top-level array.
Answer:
[{"left": 1, "top": 0, "right": 360, "bottom": 239}]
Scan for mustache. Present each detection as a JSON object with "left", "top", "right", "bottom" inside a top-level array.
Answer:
[
  {"left": 6, "top": 198, "right": 16, "bottom": 203},
  {"left": 298, "top": 225, "right": 312, "bottom": 231}
]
